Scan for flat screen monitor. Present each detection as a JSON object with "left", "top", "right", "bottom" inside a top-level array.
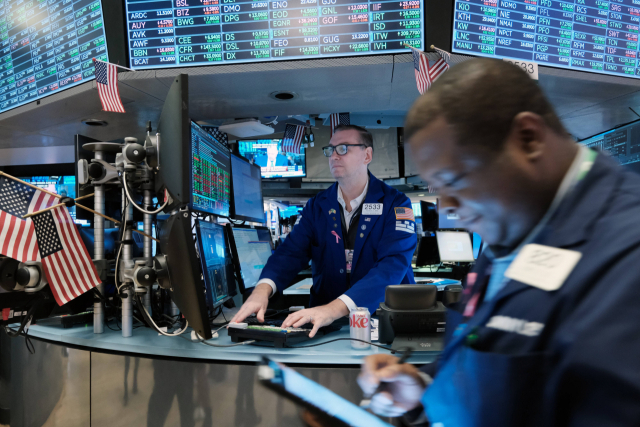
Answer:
[
  {"left": 124, "top": 0, "right": 425, "bottom": 70},
  {"left": 435, "top": 231, "right": 475, "bottom": 263},
  {"left": 195, "top": 220, "right": 235, "bottom": 309},
  {"left": 190, "top": 121, "right": 231, "bottom": 216},
  {"left": 420, "top": 200, "right": 438, "bottom": 231},
  {"left": 228, "top": 226, "right": 272, "bottom": 293},
  {"left": 238, "top": 139, "right": 306, "bottom": 178},
  {"left": 451, "top": 0, "right": 640, "bottom": 80},
  {"left": 230, "top": 153, "right": 264, "bottom": 222},
  {"left": 0, "top": 0, "right": 109, "bottom": 114},
  {"left": 580, "top": 124, "right": 640, "bottom": 166}
]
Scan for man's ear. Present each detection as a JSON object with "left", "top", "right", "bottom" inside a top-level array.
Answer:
[
  {"left": 364, "top": 147, "right": 373, "bottom": 166},
  {"left": 508, "top": 112, "right": 546, "bottom": 161}
]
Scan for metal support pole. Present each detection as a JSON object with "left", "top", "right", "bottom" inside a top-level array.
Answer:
[
  {"left": 142, "top": 190, "right": 153, "bottom": 314},
  {"left": 121, "top": 190, "right": 134, "bottom": 338},
  {"left": 93, "top": 151, "right": 105, "bottom": 334}
]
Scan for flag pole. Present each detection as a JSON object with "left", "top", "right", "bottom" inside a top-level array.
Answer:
[
  {"left": 92, "top": 58, "right": 135, "bottom": 72},
  {"left": 23, "top": 193, "right": 95, "bottom": 218},
  {"left": 0, "top": 172, "right": 158, "bottom": 243}
]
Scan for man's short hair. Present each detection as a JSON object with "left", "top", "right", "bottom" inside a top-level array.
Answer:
[
  {"left": 404, "top": 58, "right": 567, "bottom": 152},
  {"left": 333, "top": 124, "right": 374, "bottom": 153}
]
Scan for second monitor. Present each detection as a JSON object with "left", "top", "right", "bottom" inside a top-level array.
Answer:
[{"left": 228, "top": 226, "right": 273, "bottom": 294}]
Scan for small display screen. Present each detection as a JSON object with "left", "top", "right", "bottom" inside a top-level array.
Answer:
[
  {"left": 0, "top": 0, "right": 109, "bottom": 114},
  {"left": 238, "top": 139, "right": 306, "bottom": 178},
  {"left": 195, "top": 220, "right": 233, "bottom": 307},
  {"left": 124, "top": 0, "right": 425, "bottom": 70},
  {"left": 191, "top": 121, "right": 231, "bottom": 216},
  {"left": 231, "top": 227, "right": 272, "bottom": 289},
  {"left": 231, "top": 153, "right": 264, "bottom": 222},
  {"left": 451, "top": 0, "right": 640, "bottom": 79},
  {"left": 436, "top": 230, "right": 475, "bottom": 263}
]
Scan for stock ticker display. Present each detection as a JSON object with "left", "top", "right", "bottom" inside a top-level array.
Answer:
[
  {"left": 191, "top": 121, "right": 232, "bottom": 217},
  {"left": 0, "top": 0, "right": 108, "bottom": 113},
  {"left": 124, "top": 0, "right": 425, "bottom": 69},
  {"left": 452, "top": 0, "right": 640, "bottom": 79}
]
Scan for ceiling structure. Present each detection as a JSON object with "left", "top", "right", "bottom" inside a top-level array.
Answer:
[{"left": 0, "top": 52, "right": 639, "bottom": 152}]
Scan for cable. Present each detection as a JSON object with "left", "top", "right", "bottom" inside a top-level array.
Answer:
[
  {"left": 122, "top": 171, "right": 168, "bottom": 215},
  {"left": 114, "top": 244, "right": 123, "bottom": 292},
  {"left": 251, "top": 338, "right": 398, "bottom": 353},
  {"left": 136, "top": 294, "right": 189, "bottom": 337}
]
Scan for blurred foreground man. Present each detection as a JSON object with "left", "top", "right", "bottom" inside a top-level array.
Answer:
[{"left": 358, "top": 59, "right": 640, "bottom": 426}]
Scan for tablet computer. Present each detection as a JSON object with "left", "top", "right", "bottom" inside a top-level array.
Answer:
[{"left": 257, "top": 357, "right": 392, "bottom": 427}]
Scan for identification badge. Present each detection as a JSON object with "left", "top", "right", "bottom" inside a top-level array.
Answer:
[
  {"left": 345, "top": 249, "right": 354, "bottom": 273},
  {"left": 362, "top": 203, "right": 383, "bottom": 215},
  {"left": 505, "top": 244, "right": 582, "bottom": 292}
]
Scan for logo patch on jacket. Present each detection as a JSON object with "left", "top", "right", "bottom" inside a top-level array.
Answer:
[
  {"left": 395, "top": 220, "right": 415, "bottom": 234},
  {"left": 485, "top": 315, "right": 544, "bottom": 337}
]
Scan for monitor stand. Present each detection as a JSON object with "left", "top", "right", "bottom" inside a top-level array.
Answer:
[{"left": 391, "top": 334, "right": 445, "bottom": 352}]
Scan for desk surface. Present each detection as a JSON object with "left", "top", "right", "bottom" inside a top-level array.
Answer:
[
  {"left": 24, "top": 321, "right": 439, "bottom": 366},
  {"left": 284, "top": 277, "right": 461, "bottom": 295}
]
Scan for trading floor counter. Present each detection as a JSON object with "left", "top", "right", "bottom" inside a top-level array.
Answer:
[
  {"left": 20, "top": 320, "right": 439, "bottom": 365},
  {"left": 2, "top": 315, "right": 439, "bottom": 427}
]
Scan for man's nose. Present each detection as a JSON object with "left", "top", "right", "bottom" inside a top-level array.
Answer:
[{"left": 330, "top": 148, "right": 341, "bottom": 161}]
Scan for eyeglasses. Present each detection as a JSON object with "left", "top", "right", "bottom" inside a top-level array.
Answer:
[{"left": 322, "top": 144, "right": 366, "bottom": 157}]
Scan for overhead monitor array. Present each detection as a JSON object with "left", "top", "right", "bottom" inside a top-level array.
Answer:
[
  {"left": 238, "top": 139, "right": 306, "bottom": 179},
  {"left": 124, "top": 0, "right": 425, "bottom": 69},
  {"left": 0, "top": 0, "right": 108, "bottom": 113},
  {"left": 452, "top": 0, "right": 640, "bottom": 79}
]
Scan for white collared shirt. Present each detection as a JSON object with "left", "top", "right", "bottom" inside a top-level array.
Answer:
[{"left": 258, "top": 178, "right": 369, "bottom": 313}]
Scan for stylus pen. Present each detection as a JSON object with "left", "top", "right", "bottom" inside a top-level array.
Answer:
[{"left": 359, "top": 348, "right": 413, "bottom": 408}]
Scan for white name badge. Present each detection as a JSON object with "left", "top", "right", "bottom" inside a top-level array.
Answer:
[
  {"left": 362, "top": 203, "right": 383, "bottom": 215},
  {"left": 505, "top": 244, "right": 582, "bottom": 292}
]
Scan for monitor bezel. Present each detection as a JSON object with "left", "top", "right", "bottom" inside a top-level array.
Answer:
[
  {"left": 194, "top": 219, "right": 235, "bottom": 310},
  {"left": 230, "top": 153, "right": 266, "bottom": 223},
  {"left": 226, "top": 224, "right": 273, "bottom": 295},
  {"left": 238, "top": 139, "right": 307, "bottom": 179},
  {"left": 189, "top": 120, "right": 232, "bottom": 217}
]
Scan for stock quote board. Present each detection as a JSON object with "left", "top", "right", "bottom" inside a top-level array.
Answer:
[
  {"left": 0, "top": 0, "right": 108, "bottom": 113},
  {"left": 452, "top": 0, "right": 640, "bottom": 79},
  {"left": 125, "top": 0, "right": 425, "bottom": 69}
]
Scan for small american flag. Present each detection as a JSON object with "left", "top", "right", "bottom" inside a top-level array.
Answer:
[
  {"left": 0, "top": 176, "right": 57, "bottom": 262},
  {"left": 282, "top": 124, "right": 305, "bottom": 154},
  {"left": 330, "top": 113, "right": 350, "bottom": 137},
  {"left": 394, "top": 207, "right": 415, "bottom": 221},
  {"left": 31, "top": 206, "right": 101, "bottom": 306},
  {"left": 95, "top": 59, "right": 125, "bottom": 113},
  {"left": 410, "top": 47, "right": 449, "bottom": 95}
]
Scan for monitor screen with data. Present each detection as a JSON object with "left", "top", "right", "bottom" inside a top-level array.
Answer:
[
  {"left": 0, "top": 0, "right": 108, "bottom": 113},
  {"left": 580, "top": 122, "right": 640, "bottom": 165},
  {"left": 230, "top": 153, "right": 264, "bottom": 222},
  {"left": 125, "top": 0, "right": 425, "bottom": 70},
  {"left": 230, "top": 227, "right": 272, "bottom": 290},
  {"left": 238, "top": 139, "right": 306, "bottom": 178},
  {"left": 452, "top": 0, "right": 640, "bottom": 79}
]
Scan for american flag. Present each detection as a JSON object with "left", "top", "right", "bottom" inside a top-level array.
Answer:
[
  {"left": 0, "top": 176, "right": 57, "bottom": 263},
  {"left": 410, "top": 47, "right": 449, "bottom": 95},
  {"left": 282, "top": 124, "right": 305, "bottom": 154},
  {"left": 95, "top": 59, "right": 125, "bottom": 113},
  {"left": 31, "top": 206, "right": 100, "bottom": 306},
  {"left": 394, "top": 207, "right": 415, "bottom": 221},
  {"left": 330, "top": 113, "right": 350, "bottom": 137}
]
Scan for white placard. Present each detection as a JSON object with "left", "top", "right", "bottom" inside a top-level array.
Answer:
[
  {"left": 362, "top": 203, "right": 383, "bottom": 215},
  {"left": 503, "top": 58, "right": 539, "bottom": 80},
  {"left": 505, "top": 244, "right": 581, "bottom": 291}
]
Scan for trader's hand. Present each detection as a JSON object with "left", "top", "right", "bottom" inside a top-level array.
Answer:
[
  {"left": 281, "top": 299, "right": 349, "bottom": 338},
  {"left": 357, "top": 354, "right": 427, "bottom": 417},
  {"left": 230, "top": 283, "right": 272, "bottom": 323}
]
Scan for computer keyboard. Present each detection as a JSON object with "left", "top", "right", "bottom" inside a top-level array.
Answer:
[{"left": 245, "top": 316, "right": 313, "bottom": 331}]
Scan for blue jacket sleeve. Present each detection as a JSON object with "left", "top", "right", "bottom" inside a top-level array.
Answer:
[
  {"left": 258, "top": 200, "right": 315, "bottom": 294},
  {"left": 343, "top": 194, "right": 417, "bottom": 313}
]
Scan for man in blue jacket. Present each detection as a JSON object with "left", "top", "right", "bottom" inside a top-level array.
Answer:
[
  {"left": 231, "top": 125, "right": 417, "bottom": 338},
  {"left": 358, "top": 59, "right": 640, "bottom": 425}
]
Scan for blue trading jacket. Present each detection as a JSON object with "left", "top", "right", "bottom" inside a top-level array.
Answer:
[
  {"left": 420, "top": 152, "right": 640, "bottom": 427},
  {"left": 259, "top": 172, "right": 417, "bottom": 313}
]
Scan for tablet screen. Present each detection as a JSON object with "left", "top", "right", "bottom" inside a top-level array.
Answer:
[{"left": 259, "top": 359, "right": 392, "bottom": 427}]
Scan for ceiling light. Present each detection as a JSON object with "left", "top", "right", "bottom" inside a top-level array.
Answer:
[
  {"left": 82, "top": 119, "right": 108, "bottom": 126},
  {"left": 269, "top": 91, "right": 298, "bottom": 101}
]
